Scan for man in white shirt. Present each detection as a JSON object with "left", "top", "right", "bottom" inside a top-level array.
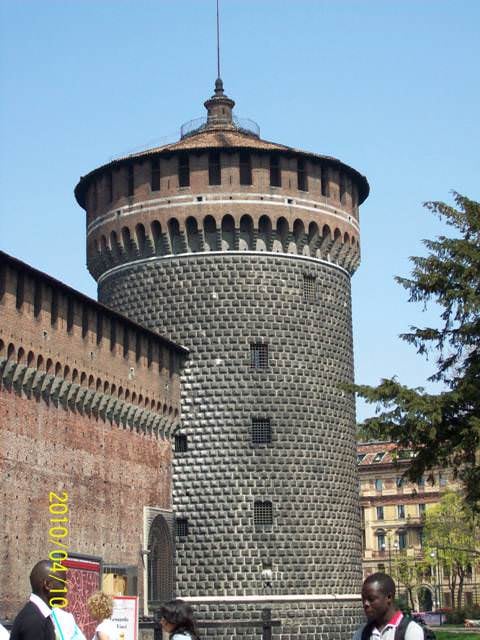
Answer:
[
  {"left": 353, "top": 572, "right": 424, "bottom": 640},
  {"left": 10, "top": 561, "right": 85, "bottom": 640}
]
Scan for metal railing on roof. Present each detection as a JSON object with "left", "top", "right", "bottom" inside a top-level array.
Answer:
[{"left": 180, "top": 115, "right": 260, "bottom": 139}]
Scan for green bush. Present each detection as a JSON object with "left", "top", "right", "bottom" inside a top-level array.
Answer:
[{"left": 445, "top": 605, "right": 480, "bottom": 625}]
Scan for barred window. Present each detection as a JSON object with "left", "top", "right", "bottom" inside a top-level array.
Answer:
[
  {"left": 321, "top": 165, "right": 329, "bottom": 197},
  {"left": 127, "top": 165, "right": 134, "bottom": 196},
  {"left": 239, "top": 151, "right": 252, "bottom": 185},
  {"left": 176, "top": 518, "right": 189, "bottom": 537},
  {"left": 82, "top": 307, "right": 89, "bottom": 338},
  {"left": 254, "top": 500, "right": 273, "bottom": 527},
  {"left": 16, "top": 271, "right": 25, "bottom": 309},
  {"left": 107, "top": 172, "right": 113, "bottom": 202},
  {"left": 51, "top": 290, "right": 58, "bottom": 326},
  {"left": 208, "top": 151, "right": 221, "bottom": 185},
  {"left": 178, "top": 154, "right": 190, "bottom": 187},
  {"left": 252, "top": 418, "right": 272, "bottom": 445},
  {"left": 269, "top": 154, "right": 281, "bottom": 187},
  {"left": 92, "top": 182, "right": 98, "bottom": 210},
  {"left": 67, "top": 298, "right": 75, "bottom": 333},
  {"left": 96, "top": 313, "right": 103, "bottom": 345},
  {"left": 297, "top": 157, "right": 308, "bottom": 191},
  {"left": 340, "top": 173, "right": 346, "bottom": 203},
  {"left": 250, "top": 342, "right": 268, "bottom": 369},
  {"left": 151, "top": 158, "right": 160, "bottom": 191},
  {"left": 33, "top": 281, "right": 42, "bottom": 318},
  {"left": 303, "top": 275, "right": 317, "bottom": 301},
  {"left": 175, "top": 434, "right": 188, "bottom": 453}
]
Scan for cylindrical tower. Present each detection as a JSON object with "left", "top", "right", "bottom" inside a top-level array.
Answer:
[{"left": 75, "top": 79, "right": 369, "bottom": 640}]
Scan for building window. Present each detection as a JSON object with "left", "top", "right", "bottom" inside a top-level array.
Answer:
[
  {"left": 418, "top": 476, "right": 425, "bottom": 488},
  {"left": 135, "top": 334, "right": 142, "bottom": 362},
  {"left": 96, "top": 313, "right": 103, "bottom": 345},
  {"left": 107, "top": 172, "right": 113, "bottom": 202},
  {"left": 33, "top": 281, "right": 42, "bottom": 318},
  {"left": 67, "top": 298, "right": 74, "bottom": 333},
  {"left": 321, "top": 165, "right": 329, "bottom": 196},
  {"left": 376, "top": 506, "right": 384, "bottom": 521},
  {"left": 397, "top": 504, "right": 405, "bottom": 519},
  {"left": 51, "top": 290, "right": 58, "bottom": 326},
  {"left": 15, "top": 271, "right": 25, "bottom": 309},
  {"left": 178, "top": 154, "right": 190, "bottom": 187},
  {"left": 357, "top": 453, "right": 366, "bottom": 463},
  {"left": 373, "top": 451, "right": 385, "bottom": 463},
  {"left": 270, "top": 154, "right": 281, "bottom": 187},
  {"left": 398, "top": 531, "right": 408, "bottom": 550},
  {"left": 127, "top": 165, "right": 134, "bottom": 196},
  {"left": 176, "top": 518, "right": 188, "bottom": 537},
  {"left": 396, "top": 476, "right": 404, "bottom": 488},
  {"left": 439, "top": 472, "right": 447, "bottom": 486},
  {"left": 82, "top": 307, "right": 89, "bottom": 338},
  {"left": 374, "top": 479, "right": 383, "bottom": 491},
  {"left": 239, "top": 151, "right": 252, "bottom": 185},
  {"left": 377, "top": 532, "right": 385, "bottom": 551},
  {"left": 418, "top": 503, "right": 426, "bottom": 516},
  {"left": 110, "top": 319, "right": 117, "bottom": 351},
  {"left": 147, "top": 339, "right": 153, "bottom": 368},
  {"left": 251, "top": 418, "right": 272, "bottom": 445},
  {"left": 148, "top": 514, "right": 174, "bottom": 604},
  {"left": 339, "top": 173, "right": 346, "bottom": 203},
  {"left": 251, "top": 342, "right": 268, "bottom": 369},
  {"left": 175, "top": 434, "right": 188, "bottom": 453},
  {"left": 377, "top": 563, "right": 386, "bottom": 572},
  {"left": 151, "top": 158, "right": 160, "bottom": 191},
  {"left": 92, "top": 182, "right": 98, "bottom": 210},
  {"left": 208, "top": 151, "right": 221, "bottom": 185},
  {"left": 418, "top": 529, "right": 424, "bottom": 548},
  {"left": 254, "top": 500, "right": 273, "bottom": 527},
  {"left": 297, "top": 157, "right": 307, "bottom": 191},
  {"left": 303, "top": 275, "right": 317, "bottom": 302}
]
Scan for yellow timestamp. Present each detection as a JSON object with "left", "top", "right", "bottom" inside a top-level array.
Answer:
[{"left": 48, "top": 491, "right": 69, "bottom": 608}]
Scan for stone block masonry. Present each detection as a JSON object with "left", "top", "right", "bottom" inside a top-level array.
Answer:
[{"left": 100, "top": 253, "right": 363, "bottom": 639}]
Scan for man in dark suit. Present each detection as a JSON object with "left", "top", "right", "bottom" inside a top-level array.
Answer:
[{"left": 10, "top": 560, "right": 59, "bottom": 640}]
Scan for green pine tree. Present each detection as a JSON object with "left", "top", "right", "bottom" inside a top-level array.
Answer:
[{"left": 352, "top": 193, "right": 480, "bottom": 510}]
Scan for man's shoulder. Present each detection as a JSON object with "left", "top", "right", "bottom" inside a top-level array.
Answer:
[
  {"left": 404, "top": 619, "right": 426, "bottom": 639},
  {"left": 12, "top": 602, "right": 40, "bottom": 624}
]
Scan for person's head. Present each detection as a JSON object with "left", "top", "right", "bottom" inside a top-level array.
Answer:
[
  {"left": 361, "top": 572, "right": 396, "bottom": 625},
  {"left": 87, "top": 591, "right": 113, "bottom": 622},
  {"left": 158, "top": 599, "right": 198, "bottom": 638},
  {"left": 30, "top": 560, "right": 63, "bottom": 605}
]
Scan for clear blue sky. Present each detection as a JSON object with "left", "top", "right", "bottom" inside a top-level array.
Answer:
[{"left": 1, "top": 0, "right": 479, "bottom": 420}]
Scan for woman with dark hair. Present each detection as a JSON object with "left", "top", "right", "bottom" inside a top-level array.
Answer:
[{"left": 157, "top": 600, "right": 199, "bottom": 640}]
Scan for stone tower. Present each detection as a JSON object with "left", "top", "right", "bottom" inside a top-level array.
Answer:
[{"left": 75, "top": 78, "right": 369, "bottom": 639}]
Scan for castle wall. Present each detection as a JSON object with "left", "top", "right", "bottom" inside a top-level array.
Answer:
[{"left": 0, "top": 252, "right": 186, "bottom": 620}]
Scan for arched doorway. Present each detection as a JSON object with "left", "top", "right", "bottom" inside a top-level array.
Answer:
[
  {"left": 148, "top": 514, "right": 174, "bottom": 607},
  {"left": 417, "top": 586, "right": 433, "bottom": 611}
]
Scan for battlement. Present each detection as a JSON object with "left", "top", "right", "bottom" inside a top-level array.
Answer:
[{"left": 0, "top": 251, "right": 188, "bottom": 432}]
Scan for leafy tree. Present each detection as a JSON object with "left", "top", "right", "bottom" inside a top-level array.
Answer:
[
  {"left": 423, "top": 491, "right": 477, "bottom": 609},
  {"left": 352, "top": 193, "right": 480, "bottom": 510},
  {"left": 394, "top": 552, "right": 426, "bottom": 611}
]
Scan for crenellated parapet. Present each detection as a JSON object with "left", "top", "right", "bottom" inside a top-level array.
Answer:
[
  {"left": 86, "top": 194, "right": 361, "bottom": 282},
  {"left": 75, "top": 91, "right": 368, "bottom": 283},
  {"left": 0, "top": 251, "right": 188, "bottom": 434}
]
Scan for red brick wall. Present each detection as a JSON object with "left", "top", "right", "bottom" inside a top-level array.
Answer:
[{"left": 0, "top": 385, "right": 172, "bottom": 620}]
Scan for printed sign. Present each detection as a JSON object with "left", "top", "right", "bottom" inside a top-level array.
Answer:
[
  {"left": 112, "top": 596, "right": 138, "bottom": 640},
  {"left": 64, "top": 556, "right": 102, "bottom": 639}
]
